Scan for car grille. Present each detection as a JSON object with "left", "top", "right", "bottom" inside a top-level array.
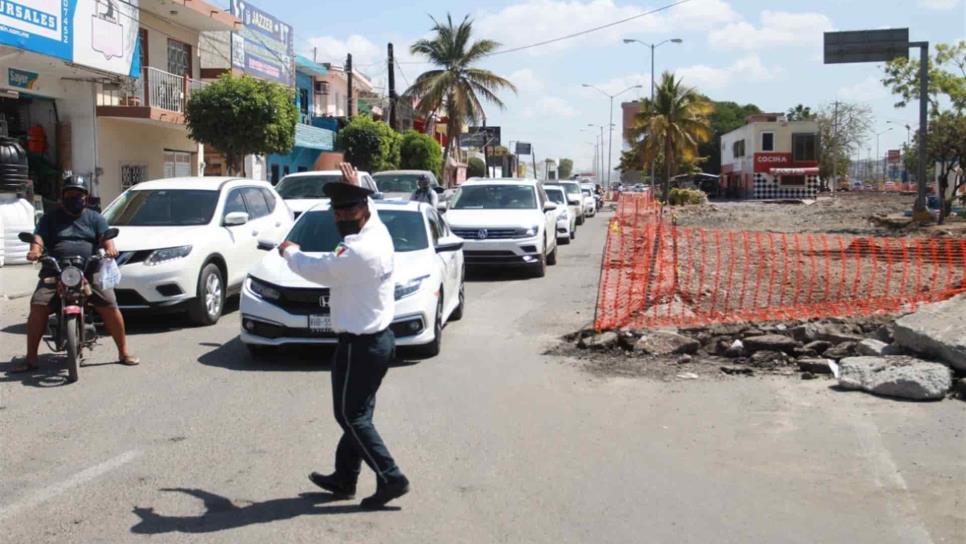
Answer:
[
  {"left": 464, "top": 250, "right": 529, "bottom": 265},
  {"left": 273, "top": 285, "right": 332, "bottom": 316},
  {"left": 452, "top": 227, "right": 527, "bottom": 240}
]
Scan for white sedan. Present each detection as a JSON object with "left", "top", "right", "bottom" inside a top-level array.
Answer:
[
  {"left": 274, "top": 170, "right": 379, "bottom": 219},
  {"left": 240, "top": 200, "right": 465, "bottom": 358},
  {"left": 544, "top": 185, "right": 576, "bottom": 243}
]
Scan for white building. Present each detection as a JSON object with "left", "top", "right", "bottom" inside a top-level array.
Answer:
[{"left": 720, "top": 113, "right": 820, "bottom": 199}]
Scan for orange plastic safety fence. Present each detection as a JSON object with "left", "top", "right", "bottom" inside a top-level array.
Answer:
[{"left": 594, "top": 194, "right": 966, "bottom": 330}]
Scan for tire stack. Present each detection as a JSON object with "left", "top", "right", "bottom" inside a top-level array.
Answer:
[{"left": 0, "top": 137, "right": 33, "bottom": 266}]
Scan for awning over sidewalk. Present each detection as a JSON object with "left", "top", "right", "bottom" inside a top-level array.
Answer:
[
  {"left": 771, "top": 167, "right": 820, "bottom": 176},
  {"left": 294, "top": 123, "right": 335, "bottom": 151},
  {"left": 295, "top": 56, "right": 329, "bottom": 77}
]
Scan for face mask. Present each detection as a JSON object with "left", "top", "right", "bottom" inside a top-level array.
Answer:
[
  {"left": 336, "top": 220, "right": 362, "bottom": 238},
  {"left": 64, "top": 196, "right": 86, "bottom": 215}
]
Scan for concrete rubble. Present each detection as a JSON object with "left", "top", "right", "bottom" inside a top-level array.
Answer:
[
  {"left": 634, "top": 331, "right": 700, "bottom": 356},
  {"left": 894, "top": 294, "right": 966, "bottom": 372},
  {"left": 836, "top": 356, "right": 953, "bottom": 401}
]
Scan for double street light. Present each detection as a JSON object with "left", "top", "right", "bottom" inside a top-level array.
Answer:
[
  {"left": 874, "top": 127, "right": 894, "bottom": 180},
  {"left": 623, "top": 38, "right": 683, "bottom": 185},
  {"left": 582, "top": 84, "right": 643, "bottom": 188}
]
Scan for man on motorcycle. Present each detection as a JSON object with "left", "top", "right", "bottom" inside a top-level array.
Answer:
[{"left": 12, "top": 176, "right": 140, "bottom": 372}]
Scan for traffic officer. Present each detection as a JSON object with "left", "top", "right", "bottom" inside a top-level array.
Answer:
[
  {"left": 278, "top": 162, "right": 409, "bottom": 509},
  {"left": 409, "top": 174, "right": 439, "bottom": 208}
]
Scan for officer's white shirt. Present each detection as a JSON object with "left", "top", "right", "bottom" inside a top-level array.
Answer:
[
  {"left": 282, "top": 204, "right": 395, "bottom": 335},
  {"left": 410, "top": 187, "right": 438, "bottom": 207}
]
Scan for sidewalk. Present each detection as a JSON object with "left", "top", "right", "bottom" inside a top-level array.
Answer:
[{"left": 0, "top": 263, "right": 38, "bottom": 299}]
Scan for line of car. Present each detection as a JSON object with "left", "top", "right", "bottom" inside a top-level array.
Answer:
[{"left": 98, "top": 171, "right": 602, "bottom": 359}]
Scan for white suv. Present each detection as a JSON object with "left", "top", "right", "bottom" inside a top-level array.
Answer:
[
  {"left": 444, "top": 178, "right": 558, "bottom": 277},
  {"left": 103, "top": 177, "right": 293, "bottom": 325},
  {"left": 274, "top": 170, "right": 379, "bottom": 219}
]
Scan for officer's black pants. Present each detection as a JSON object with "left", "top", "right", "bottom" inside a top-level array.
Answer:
[{"left": 331, "top": 329, "right": 403, "bottom": 484}]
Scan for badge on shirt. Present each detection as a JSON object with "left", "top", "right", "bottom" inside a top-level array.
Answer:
[{"left": 334, "top": 243, "right": 347, "bottom": 256}]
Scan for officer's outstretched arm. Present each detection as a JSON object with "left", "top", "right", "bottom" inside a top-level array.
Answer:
[{"left": 283, "top": 245, "right": 368, "bottom": 286}]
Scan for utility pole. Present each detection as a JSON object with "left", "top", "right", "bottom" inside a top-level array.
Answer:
[
  {"left": 910, "top": 40, "right": 929, "bottom": 219},
  {"left": 387, "top": 43, "right": 397, "bottom": 131},
  {"left": 482, "top": 117, "right": 490, "bottom": 178},
  {"left": 831, "top": 101, "right": 838, "bottom": 192},
  {"left": 346, "top": 53, "right": 354, "bottom": 119}
]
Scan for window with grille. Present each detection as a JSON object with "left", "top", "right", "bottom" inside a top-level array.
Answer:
[
  {"left": 167, "top": 39, "right": 192, "bottom": 77},
  {"left": 792, "top": 133, "right": 817, "bottom": 162},
  {"left": 121, "top": 164, "right": 148, "bottom": 190}
]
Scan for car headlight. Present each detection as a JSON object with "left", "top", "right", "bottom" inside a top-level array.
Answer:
[
  {"left": 248, "top": 276, "right": 281, "bottom": 301},
  {"left": 144, "top": 245, "right": 193, "bottom": 266},
  {"left": 394, "top": 274, "right": 430, "bottom": 300},
  {"left": 521, "top": 225, "right": 540, "bottom": 237},
  {"left": 60, "top": 266, "right": 83, "bottom": 288},
  {"left": 558, "top": 209, "right": 569, "bottom": 219}
]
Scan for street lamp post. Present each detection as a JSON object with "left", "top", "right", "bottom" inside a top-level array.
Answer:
[
  {"left": 623, "top": 37, "right": 683, "bottom": 187},
  {"left": 874, "top": 127, "right": 893, "bottom": 181},
  {"left": 583, "top": 85, "right": 642, "bottom": 189},
  {"left": 587, "top": 123, "right": 606, "bottom": 181}
]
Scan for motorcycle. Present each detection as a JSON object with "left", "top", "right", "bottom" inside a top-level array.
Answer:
[{"left": 18, "top": 228, "right": 119, "bottom": 383}]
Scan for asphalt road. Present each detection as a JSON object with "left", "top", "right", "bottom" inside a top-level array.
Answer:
[{"left": 1, "top": 210, "right": 964, "bottom": 543}]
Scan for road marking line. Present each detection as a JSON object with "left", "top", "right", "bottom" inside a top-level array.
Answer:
[
  {"left": 851, "top": 418, "right": 935, "bottom": 544},
  {"left": 0, "top": 449, "right": 142, "bottom": 521}
]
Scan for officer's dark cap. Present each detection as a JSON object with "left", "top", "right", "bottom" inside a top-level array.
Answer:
[{"left": 324, "top": 181, "right": 373, "bottom": 209}]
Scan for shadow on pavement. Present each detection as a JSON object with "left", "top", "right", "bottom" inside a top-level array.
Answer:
[
  {"left": 0, "top": 356, "right": 70, "bottom": 387},
  {"left": 465, "top": 267, "right": 531, "bottom": 283},
  {"left": 197, "top": 337, "right": 420, "bottom": 372},
  {"left": 131, "top": 488, "right": 397, "bottom": 534},
  {"left": 122, "top": 298, "right": 241, "bottom": 336},
  {"left": 1, "top": 322, "right": 27, "bottom": 335}
]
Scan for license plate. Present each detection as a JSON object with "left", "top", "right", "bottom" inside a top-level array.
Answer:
[{"left": 308, "top": 314, "right": 332, "bottom": 333}]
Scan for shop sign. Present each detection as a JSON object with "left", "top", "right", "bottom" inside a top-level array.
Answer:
[
  {"left": 754, "top": 152, "right": 792, "bottom": 173},
  {"left": 887, "top": 149, "right": 901, "bottom": 163},
  {"left": 230, "top": 1, "right": 294, "bottom": 85},
  {"left": 0, "top": 0, "right": 140, "bottom": 77},
  {"left": 8, "top": 67, "right": 38, "bottom": 89}
]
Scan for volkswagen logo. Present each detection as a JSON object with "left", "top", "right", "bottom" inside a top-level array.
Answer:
[
  {"left": 477, "top": 228, "right": 488, "bottom": 240},
  {"left": 318, "top": 295, "right": 330, "bottom": 308}
]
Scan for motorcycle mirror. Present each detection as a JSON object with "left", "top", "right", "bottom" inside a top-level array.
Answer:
[
  {"left": 102, "top": 228, "right": 120, "bottom": 241},
  {"left": 257, "top": 240, "right": 276, "bottom": 251},
  {"left": 18, "top": 232, "right": 34, "bottom": 244}
]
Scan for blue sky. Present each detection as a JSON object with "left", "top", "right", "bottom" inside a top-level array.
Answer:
[{"left": 233, "top": 0, "right": 963, "bottom": 173}]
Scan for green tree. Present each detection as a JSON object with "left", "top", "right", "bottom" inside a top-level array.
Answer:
[
  {"left": 406, "top": 14, "right": 517, "bottom": 183},
  {"left": 399, "top": 130, "right": 443, "bottom": 175},
  {"left": 557, "top": 158, "right": 574, "bottom": 179},
  {"left": 630, "top": 72, "right": 713, "bottom": 201},
  {"left": 336, "top": 116, "right": 401, "bottom": 173},
  {"left": 786, "top": 104, "right": 815, "bottom": 121},
  {"left": 694, "top": 99, "right": 762, "bottom": 175},
  {"left": 815, "top": 102, "right": 873, "bottom": 183},
  {"left": 908, "top": 112, "right": 966, "bottom": 222},
  {"left": 882, "top": 40, "right": 966, "bottom": 114},
  {"left": 467, "top": 156, "right": 486, "bottom": 177},
  {"left": 186, "top": 74, "right": 297, "bottom": 175}
]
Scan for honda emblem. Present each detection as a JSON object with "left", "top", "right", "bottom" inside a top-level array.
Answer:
[{"left": 318, "top": 295, "right": 330, "bottom": 308}]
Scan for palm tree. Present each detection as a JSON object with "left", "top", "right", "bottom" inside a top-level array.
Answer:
[
  {"left": 405, "top": 14, "right": 516, "bottom": 182},
  {"left": 630, "top": 72, "right": 713, "bottom": 201}
]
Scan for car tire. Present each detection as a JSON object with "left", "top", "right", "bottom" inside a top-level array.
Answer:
[
  {"left": 547, "top": 242, "right": 558, "bottom": 265},
  {"left": 449, "top": 275, "right": 465, "bottom": 321},
  {"left": 576, "top": 215, "right": 584, "bottom": 226},
  {"left": 529, "top": 252, "right": 547, "bottom": 278},
  {"left": 417, "top": 296, "right": 443, "bottom": 358},
  {"left": 559, "top": 235, "right": 571, "bottom": 245},
  {"left": 188, "top": 263, "right": 225, "bottom": 326}
]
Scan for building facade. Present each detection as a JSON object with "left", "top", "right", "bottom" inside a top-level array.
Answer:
[{"left": 719, "top": 113, "right": 820, "bottom": 199}]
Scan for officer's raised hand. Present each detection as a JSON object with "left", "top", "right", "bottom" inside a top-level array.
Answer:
[{"left": 339, "top": 162, "right": 359, "bottom": 186}]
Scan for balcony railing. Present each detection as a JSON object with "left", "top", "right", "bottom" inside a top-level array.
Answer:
[{"left": 98, "top": 67, "right": 208, "bottom": 115}]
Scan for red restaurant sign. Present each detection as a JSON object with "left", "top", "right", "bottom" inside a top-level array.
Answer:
[{"left": 754, "top": 152, "right": 792, "bottom": 173}]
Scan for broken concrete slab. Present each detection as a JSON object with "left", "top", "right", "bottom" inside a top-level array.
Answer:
[
  {"left": 824, "top": 341, "right": 857, "bottom": 360},
  {"left": 634, "top": 331, "right": 700, "bottom": 356},
  {"left": 743, "top": 334, "right": 800, "bottom": 354},
  {"left": 791, "top": 323, "right": 863, "bottom": 344},
  {"left": 837, "top": 356, "right": 953, "bottom": 401},
  {"left": 797, "top": 358, "right": 834, "bottom": 374},
  {"left": 579, "top": 331, "right": 619, "bottom": 350},
  {"left": 894, "top": 294, "right": 966, "bottom": 372},
  {"left": 750, "top": 350, "right": 788, "bottom": 367},
  {"left": 856, "top": 339, "right": 889, "bottom": 357},
  {"left": 804, "top": 340, "right": 832, "bottom": 355}
]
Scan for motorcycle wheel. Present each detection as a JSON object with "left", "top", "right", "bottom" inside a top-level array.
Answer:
[{"left": 65, "top": 315, "right": 80, "bottom": 383}]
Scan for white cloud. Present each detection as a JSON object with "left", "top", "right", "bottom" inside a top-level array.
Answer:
[
  {"left": 306, "top": 34, "right": 383, "bottom": 68},
  {"left": 508, "top": 68, "right": 544, "bottom": 93},
  {"left": 675, "top": 55, "right": 777, "bottom": 90},
  {"left": 837, "top": 76, "right": 889, "bottom": 102},
  {"left": 919, "top": 0, "right": 961, "bottom": 9},
  {"left": 524, "top": 96, "right": 579, "bottom": 118},
  {"left": 708, "top": 10, "right": 833, "bottom": 50}
]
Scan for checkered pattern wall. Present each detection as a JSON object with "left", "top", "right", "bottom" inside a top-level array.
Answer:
[{"left": 752, "top": 173, "right": 820, "bottom": 199}]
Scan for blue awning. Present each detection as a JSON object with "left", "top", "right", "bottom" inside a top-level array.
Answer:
[
  {"left": 295, "top": 55, "right": 329, "bottom": 77},
  {"left": 295, "top": 123, "right": 335, "bottom": 151}
]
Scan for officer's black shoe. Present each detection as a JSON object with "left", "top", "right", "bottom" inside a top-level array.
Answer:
[
  {"left": 360, "top": 475, "right": 410, "bottom": 509},
  {"left": 308, "top": 472, "right": 356, "bottom": 498}
]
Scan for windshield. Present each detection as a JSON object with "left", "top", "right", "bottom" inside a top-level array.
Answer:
[
  {"left": 451, "top": 185, "right": 537, "bottom": 210},
  {"left": 581, "top": 189, "right": 592, "bottom": 196},
  {"left": 556, "top": 183, "right": 580, "bottom": 197},
  {"left": 373, "top": 174, "right": 427, "bottom": 194},
  {"left": 275, "top": 175, "right": 343, "bottom": 199},
  {"left": 104, "top": 189, "right": 219, "bottom": 226},
  {"left": 545, "top": 188, "right": 567, "bottom": 205},
  {"left": 287, "top": 209, "right": 429, "bottom": 253}
]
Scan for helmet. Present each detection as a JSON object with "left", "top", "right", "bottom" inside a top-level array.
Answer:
[{"left": 62, "top": 175, "right": 89, "bottom": 194}]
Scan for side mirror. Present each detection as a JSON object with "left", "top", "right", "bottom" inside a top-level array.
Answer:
[
  {"left": 435, "top": 237, "right": 463, "bottom": 253},
  {"left": 436, "top": 202, "right": 448, "bottom": 214},
  {"left": 432, "top": 186, "right": 445, "bottom": 194},
  {"left": 224, "top": 211, "right": 249, "bottom": 226},
  {"left": 543, "top": 202, "right": 558, "bottom": 212},
  {"left": 568, "top": 197, "right": 581, "bottom": 205},
  {"left": 372, "top": 192, "right": 385, "bottom": 200},
  {"left": 18, "top": 232, "right": 34, "bottom": 244},
  {"left": 257, "top": 240, "right": 276, "bottom": 251},
  {"left": 102, "top": 227, "right": 120, "bottom": 241}
]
